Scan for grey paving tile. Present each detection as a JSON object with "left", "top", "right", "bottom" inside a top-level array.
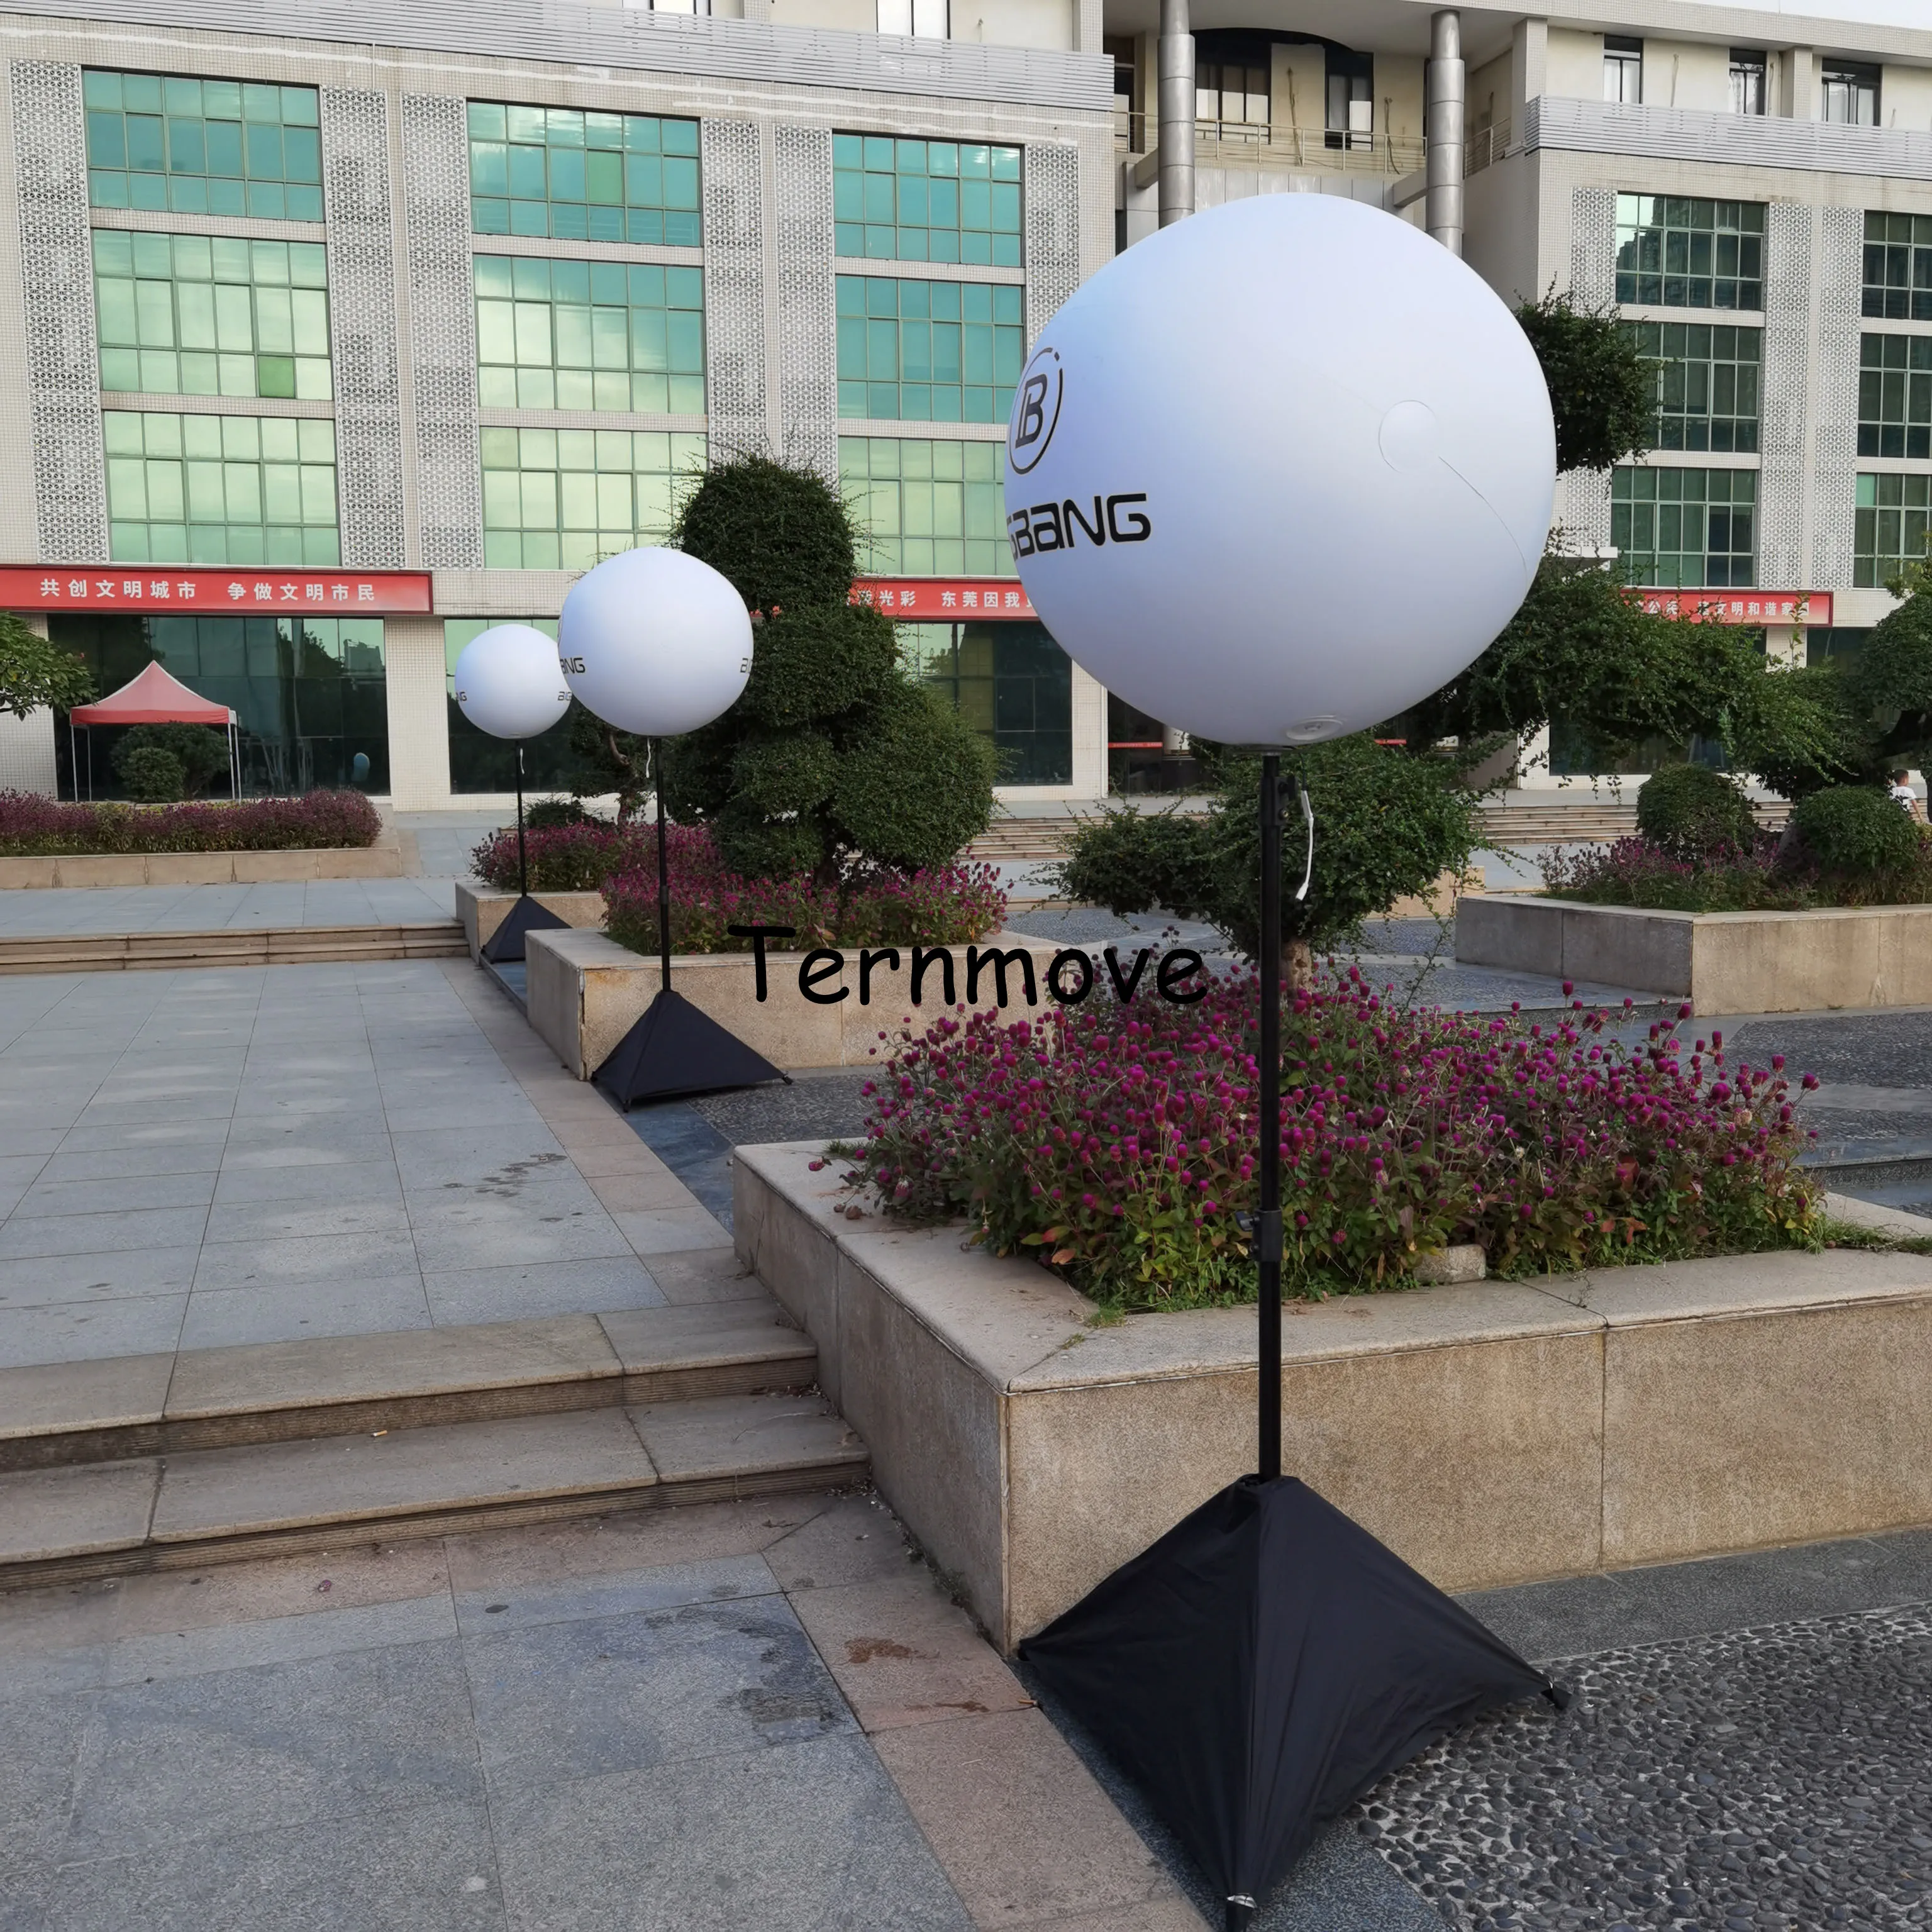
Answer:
[
  {"left": 383, "top": 1099, "right": 550, "bottom": 1135},
  {"left": 464, "top": 1592, "right": 853, "bottom": 1795},
  {"left": 405, "top": 1199, "right": 632, "bottom": 1274},
  {"left": 0, "top": 1462, "right": 157, "bottom": 1565},
  {"left": 0, "top": 1206, "right": 209, "bottom": 1260},
  {"left": 104, "top": 1594, "right": 458, "bottom": 1688},
  {"left": 191, "top": 1228, "right": 419, "bottom": 1291},
  {"left": 34, "top": 1142, "right": 226, "bottom": 1184},
  {"left": 44, "top": 1796, "right": 506, "bottom": 1931},
  {"left": 201, "top": 1195, "right": 411, "bottom": 1245},
  {"left": 64, "top": 1638, "right": 485, "bottom": 1859},
  {"left": 389, "top": 1128, "right": 569, "bottom": 1192},
  {"left": 0, "top": 1692, "right": 92, "bottom": 1867},
  {"left": 0, "top": 1298, "right": 187, "bottom": 1370},
  {"left": 610, "top": 1207, "right": 733, "bottom": 1256},
  {"left": 211, "top": 1158, "right": 402, "bottom": 1205},
  {"left": 452, "top": 1552, "right": 777, "bottom": 1637},
  {"left": 11, "top": 1171, "right": 218, "bottom": 1220},
  {"left": 0, "top": 1246, "right": 199, "bottom": 1311},
  {"left": 177, "top": 1274, "right": 433, "bottom": 1350},
  {"left": 0, "top": 1352, "right": 172, "bottom": 1441},
  {"left": 491, "top": 1733, "right": 970, "bottom": 1932},
  {"left": 215, "top": 1121, "right": 392, "bottom": 1168},
  {"left": 422, "top": 1256, "right": 667, "bottom": 1327},
  {"left": 53, "top": 1119, "right": 230, "bottom": 1155}
]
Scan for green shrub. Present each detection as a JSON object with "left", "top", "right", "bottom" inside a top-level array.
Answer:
[
  {"left": 1790, "top": 785, "right": 1922, "bottom": 878},
  {"left": 664, "top": 455, "right": 994, "bottom": 881},
  {"left": 526, "top": 798, "right": 594, "bottom": 830},
  {"left": 1635, "top": 763, "right": 1756, "bottom": 859},
  {"left": 117, "top": 744, "right": 187, "bottom": 802},
  {"left": 113, "top": 723, "right": 228, "bottom": 799}
]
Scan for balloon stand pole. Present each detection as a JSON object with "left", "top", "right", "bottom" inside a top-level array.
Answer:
[
  {"left": 591, "top": 740, "right": 789, "bottom": 1109},
  {"left": 481, "top": 743, "right": 567, "bottom": 965},
  {"left": 1017, "top": 750, "right": 1557, "bottom": 1928}
]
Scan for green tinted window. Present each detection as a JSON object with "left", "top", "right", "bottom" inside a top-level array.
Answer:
[
  {"left": 93, "top": 230, "right": 331, "bottom": 401},
  {"left": 479, "top": 426, "right": 705, "bottom": 570},
  {"left": 897, "top": 620, "right": 1072, "bottom": 786},
  {"left": 467, "top": 101, "right": 700, "bottom": 245},
  {"left": 474, "top": 256, "right": 705, "bottom": 414},
  {"left": 1611, "top": 467, "right": 1757, "bottom": 587},
  {"left": 1855, "top": 473, "right": 1932, "bottom": 587},
  {"left": 840, "top": 436, "right": 1014, "bottom": 577},
  {"left": 103, "top": 410, "right": 338, "bottom": 565},
  {"left": 1863, "top": 211, "right": 1932, "bottom": 323},
  {"left": 1615, "top": 196, "right": 1764, "bottom": 310},
  {"left": 83, "top": 69, "right": 322, "bottom": 220},
  {"left": 445, "top": 617, "right": 574, "bottom": 794},
  {"left": 1623, "top": 321, "right": 1760, "bottom": 453},
  {"left": 835, "top": 276, "right": 1024, "bottom": 423},
  {"left": 833, "top": 134, "right": 1022, "bottom": 267},
  {"left": 1860, "top": 335, "right": 1932, "bottom": 460}
]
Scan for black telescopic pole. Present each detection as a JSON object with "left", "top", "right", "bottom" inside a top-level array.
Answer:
[
  {"left": 653, "top": 737, "right": 672, "bottom": 991},
  {"left": 515, "top": 741, "right": 528, "bottom": 900},
  {"left": 1257, "top": 753, "right": 1283, "bottom": 1484}
]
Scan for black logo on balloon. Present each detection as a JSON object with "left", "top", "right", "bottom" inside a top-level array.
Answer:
[{"left": 1008, "top": 347, "right": 1062, "bottom": 474}]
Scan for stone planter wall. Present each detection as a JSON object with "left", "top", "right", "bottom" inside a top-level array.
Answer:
[
  {"left": 525, "top": 927, "right": 1066, "bottom": 1077},
  {"left": 455, "top": 882, "right": 607, "bottom": 962},
  {"left": 1457, "top": 894, "right": 1932, "bottom": 1014},
  {"left": 735, "top": 1140, "right": 1932, "bottom": 1654},
  {"left": 0, "top": 842, "right": 403, "bottom": 889}
]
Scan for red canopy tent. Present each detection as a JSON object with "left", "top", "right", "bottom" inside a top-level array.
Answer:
[{"left": 67, "top": 661, "right": 238, "bottom": 801}]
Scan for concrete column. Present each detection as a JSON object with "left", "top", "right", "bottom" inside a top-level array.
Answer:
[
  {"left": 1779, "top": 48, "right": 1816, "bottom": 121},
  {"left": 382, "top": 614, "right": 452, "bottom": 811},
  {"left": 1156, "top": 0, "right": 1192, "bottom": 228},
  {"left": 1425, "top": 11, "right": 1465, "bottom": 256}
]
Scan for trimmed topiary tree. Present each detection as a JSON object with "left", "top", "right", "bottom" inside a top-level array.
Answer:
[
  {"left": 1789, "top": 784, "right": 1922, "bottom": 881},
  {"left": 662, "top": 454, "right": 995, "bottom": 882},
  {"left": 116, "top": 743, "right": 187, "bottom": 802},
  {"left": 113, "top": 723, "right": 229, "bottom": 799},
  {"left": 1635, "top": 763, "right": 1756, "bottom": 860}
]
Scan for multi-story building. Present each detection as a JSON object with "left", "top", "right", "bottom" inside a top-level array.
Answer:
[{"left": 0, "top": 0, "right": 1924, "bottom": 806}]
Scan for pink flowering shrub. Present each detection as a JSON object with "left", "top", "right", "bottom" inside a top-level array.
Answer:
[
  {"left": 470, "top": 821, "right": 648, "bottom": 892},
  {"left": 1541, "top": 831, "right": 1932, "bottom": 913},
  {"left": 843, "top": 968, "right": 1821, "bottom": 1308},
  {"left": 0, "top": 788, "right": 379, "bottom": 855}
]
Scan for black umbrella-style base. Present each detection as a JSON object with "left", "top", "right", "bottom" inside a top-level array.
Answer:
[
  {"left": 1021, "top": 1475, "right": 1560, "bottom": 1928},
  {"left": 592, "top": 987, "right": 789, "bottom": 1109},
  {"left": 481, "top": 894, "right": 569, "bottom": 964}
]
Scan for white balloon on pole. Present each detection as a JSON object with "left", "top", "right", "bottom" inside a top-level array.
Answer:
[
  {"left": 1002, "top": 193, "right": 1556, "bottom": 747},
  {"left": 452, "top": 624, "right": 572, "bottom": 740},
  {"left": 558, "top": 547, "right": 753, "bottom": 737}
]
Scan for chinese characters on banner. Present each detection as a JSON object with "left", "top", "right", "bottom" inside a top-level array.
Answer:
[
  {"left": 0, "top": 568, "right": 435, "bottom": 614},
  {"left": 1633, "top": 589, "right": 1833, "bottom": 626},
  {"left": 848, "top": 579, "right": 1038, "bottom": 619}
]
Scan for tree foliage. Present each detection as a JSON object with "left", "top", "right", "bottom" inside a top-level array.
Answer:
[
  {"left": 662, "top": 454, "right": 994, "bottom": 880},
  {"left": 1515, "top": 292, "right": 1657, "bottom": 474},
  {"left": 1050, "top": 735, "right": 1479, "bottom": 957},
  {"left": 113, "top": 723, "right": 228, "bottom": 799},
  {"left": 0, "top": 614, "right": 92, "bottom": 720}
]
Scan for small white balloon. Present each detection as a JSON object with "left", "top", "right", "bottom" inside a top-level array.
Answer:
[
  {"left": 1004, "top": 193, "right": 1556, "bottom": 747},
  {"left": 452, "top": 624, "right": 572, "bottom": 740},
  {"left": 558, "top": 547, "right": 753, "bottom": 738}
]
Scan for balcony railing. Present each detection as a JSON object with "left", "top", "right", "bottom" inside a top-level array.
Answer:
[
  {"left": 1114, "top": 108, "right": 1423, "bottom": 177},
  {"left": 1465, "top": 121, "right": 1511, "bottom": 174}
]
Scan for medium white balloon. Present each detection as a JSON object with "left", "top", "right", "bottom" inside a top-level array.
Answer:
[
  {"left": 1004, "top": 193, "right": 1556, "bottom": 747},
  {"left": 558, "top": 547, "right": 752, "bottom": 737},
  {"left": 452, "top": 624, "right": 572, "bottom": 740}
]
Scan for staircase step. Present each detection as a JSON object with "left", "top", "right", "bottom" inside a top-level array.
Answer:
[
  {"left": 0, "top": 1392, "right": 869, "bottom": 1589},
  {"left": 0, "top": 921, "right": 467, "bottom": 975},
  {"left": 0, "top": 1298, "right": 816, "bottom": 1472}
]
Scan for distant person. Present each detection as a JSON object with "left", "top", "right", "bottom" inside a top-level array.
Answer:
[{"left": 1888, "top": 770, "right": 1926, "bottom": 824}]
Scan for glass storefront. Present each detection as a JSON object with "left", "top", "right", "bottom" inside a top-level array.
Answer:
[
  {"left": 444, "top": 618, "right": 579, "bottom": 794},
  {"left": 50, "top": 611, "right": 386, "bottom": 796},
  {"left": 897, "top": 619, "right": 1072, "bottom": 786}
]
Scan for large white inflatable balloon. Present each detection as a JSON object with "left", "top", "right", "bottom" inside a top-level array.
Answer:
[
  {"left": 558, "top": 547, "right": 752, "bottom": 737},
  {"left": 1004, "top": 194, "right": 1555, "bottom": 746},
  {"left": 452, "top": 624, "right": 572, "bottom": 740}
]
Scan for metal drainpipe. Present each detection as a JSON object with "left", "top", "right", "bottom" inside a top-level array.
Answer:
[
  {"left": 1425, "top": 9, "right": 1465, "bottom": 256},
  {"left": 1157, "top": 0, "right": 1193, "bottom": 228}
]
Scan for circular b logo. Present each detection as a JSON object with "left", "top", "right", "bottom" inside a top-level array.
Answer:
[{"left": 1008, "top": 346, "right": 1062, "bottom": 474}]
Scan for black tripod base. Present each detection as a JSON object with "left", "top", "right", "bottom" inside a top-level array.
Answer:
[
  {"left": 592, "top": 987, "right": 789, "bottom": 1108},
  {"left": 481, "top": 894, "right": 569, "bottom": 964}
]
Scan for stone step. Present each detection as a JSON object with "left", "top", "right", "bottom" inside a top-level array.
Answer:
[
  {"left": 0, "top": 921, "right": 467, "bottom": 975},
  {"left": 0, "top": 1297, "right": 818, "bottom": 1472},
  {"left": 0, "top": 1391, "right": 869, "bottom": 1589}
]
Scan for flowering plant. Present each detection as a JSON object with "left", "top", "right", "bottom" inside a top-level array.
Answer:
[
  {"left": 842, "top": 968, "right": 1820, "bottom": 1308},
  {"left": 0, "top": 788, "right": 380, "bottom": 855},
  {"left": 1541, "top": 829, "right": 1932, "bottom": 913},
  {"left": 469, "top": 821, "right": 644, "bottom": 893}
]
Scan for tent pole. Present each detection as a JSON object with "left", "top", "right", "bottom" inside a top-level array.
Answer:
[
  {"left": 653, "top": 738, "right": 671, "bottom": 993},
  {"left": 1257, "top": 754, "right": 1282, "bottom": 1484},
  {"left": 86, "top": 727, "right": 92, "bottom": 803},
  {"left": 67, "top": 720, "right": 75, "bottom": 803}
]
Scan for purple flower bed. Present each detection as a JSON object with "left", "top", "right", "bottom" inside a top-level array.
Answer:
[
  {"left": 1541, "top": 833, "right": 1932, "bottom": 913},
  {"left": 0, "top": 788, "right": 380, "bottom": 857},
  {"left": 470, "top": 821, "right": 647, "bottom": 893},
  {"left": 841, "top": 968, "right": 1821, "bottom": 1308}
]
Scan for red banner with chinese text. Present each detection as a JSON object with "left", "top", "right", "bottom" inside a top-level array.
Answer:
[
  {"left": 848, "top": 578, "right": 1038, "bottom": 620},
  {"left": 0, "top": 567, "right": 433, "bottom": 614},
  {"left": 1631, "top": 589, "right": 1833, "bottom": 626}
]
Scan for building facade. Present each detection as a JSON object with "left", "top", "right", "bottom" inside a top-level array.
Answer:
[{"left": 0, "top": 0, "right": 1927, "bottom": 804}]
